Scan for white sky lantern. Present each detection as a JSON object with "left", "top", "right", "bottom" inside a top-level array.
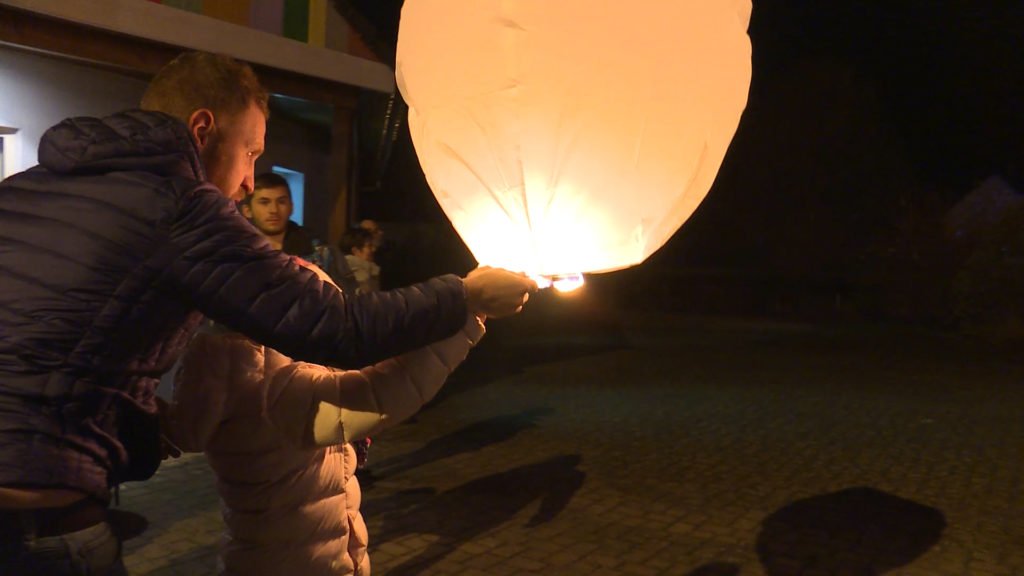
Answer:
[{"left": 396, "top": 1, "right": 752, "bottom": 287}]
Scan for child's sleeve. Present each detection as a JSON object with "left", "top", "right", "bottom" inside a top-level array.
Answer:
[{"left": 267, "top": 315, "right": 485, "bottom": 447}]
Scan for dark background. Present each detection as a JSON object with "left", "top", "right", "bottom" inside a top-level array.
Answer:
[{"left": 336, "top": 0, "right": 1024, "bottom": 332}]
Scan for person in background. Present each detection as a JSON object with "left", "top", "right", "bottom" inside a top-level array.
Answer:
[
  {"left": 359, "top": 219, "right": 384, "bottom": 252},
  {"left": 340, "top": 227, "right": 381, "bottom": 295},
  {"left": 0, "top": 50, "right": 535, "bottom": 576},
  {"left": 241, "top": 172, "right": 361, "bottom": 295},
  {"left": 359, "top": 218, "right": 401, "bottom": 289},
  {"left": 239, "top": 172, "right": 314, "bottom": 254}
]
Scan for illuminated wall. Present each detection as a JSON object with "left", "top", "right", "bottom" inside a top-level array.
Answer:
[
  {"left": 0, "top": 45, "right": 332, "bottom": 237},
  {"left": 147, "top": 0, "right": 378, "bottom": 60},
  {"left": 0, "top": 47, "right": 147, "bottom": 175}
]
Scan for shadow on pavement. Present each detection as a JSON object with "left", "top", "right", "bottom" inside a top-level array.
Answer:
[
  {"left": 685, "top": 563, "right": 741, "bottom": 576},
  {"left": 108, "top": 509, "right": 149, "bottom": 541},
  {"left": 366, "top": 454, "right": 585, "bottom": 575},
  {"left": 427, "top": 288, "right": 631, "bottom": 408},
  {"left": 136, "top": 542, "right": 219, "bottom": 576},
  {"left": 756, "top": 487, "right": 946, "bottom": 575},
  {"left": 367, "top": 408, "right": 552, "bottom": 481}
]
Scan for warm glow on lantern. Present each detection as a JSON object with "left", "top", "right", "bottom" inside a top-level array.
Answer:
[{"left": 397, "top": 1, "right": 752, "bottom": 278}]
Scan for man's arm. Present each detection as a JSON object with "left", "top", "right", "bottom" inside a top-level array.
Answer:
[
  {"left": 164, "top": 185, "right": 534, "bottom": 368},
  {"left": 165, "top": 185, "right": 468, "bottom": 368}
]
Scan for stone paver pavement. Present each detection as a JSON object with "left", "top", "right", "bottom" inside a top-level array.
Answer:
[{"left": 120, "top": 294, "right": 1024, "bottom": 575}]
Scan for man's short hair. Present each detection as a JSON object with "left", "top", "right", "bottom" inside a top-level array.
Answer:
[
  {"left": 237, "top": 173, "right": 291, "bottom": 210},
  {"left": 141, "top": 51, "right": 270, "bottom": 124},
  {"left": 254, "top": 172, "right": 291, "bottom": 197},
  {"left": 340, "top": 227, "right": 375, "bottom": 255}
]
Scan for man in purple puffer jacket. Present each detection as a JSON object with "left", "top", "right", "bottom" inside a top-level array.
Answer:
[{"left": 0, "top": 52, "right": 535, "bottom": 575}]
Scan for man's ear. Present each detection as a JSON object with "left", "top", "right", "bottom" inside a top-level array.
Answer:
[
  {"left": 187, "top": 109, "right": 216, "bottom": 151},
  {"left": 240, "top": 203, "right": 253, "bottom": 219}
]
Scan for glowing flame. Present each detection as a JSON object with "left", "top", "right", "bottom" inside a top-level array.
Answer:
[
  {"left": 552, "top": 273, "right": 585, "bottom": 292},
  {"left": 531, "top": 273, "right": 585, "bottom": 293}
]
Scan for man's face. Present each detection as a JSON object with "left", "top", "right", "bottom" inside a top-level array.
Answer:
[
  {"left": 245, "top": 185, "right": 292, "bottom": 236},
  {"left": 202, "top": 102, "right": 266, "bottom": 202}
]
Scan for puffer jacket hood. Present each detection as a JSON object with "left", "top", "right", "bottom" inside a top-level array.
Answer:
[{"left": 39, "top": 110, "right": 204, "bottom": 180}]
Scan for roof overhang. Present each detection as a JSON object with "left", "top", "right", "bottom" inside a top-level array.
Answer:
[{"left": 0, "top": 0, "right": 395, "bottom": 105}]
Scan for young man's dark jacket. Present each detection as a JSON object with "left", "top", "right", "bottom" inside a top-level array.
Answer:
[
  {"left": 0, "top": 110, "right": 468, "bottom": 501},
  {"left": 282, "top": 220, "right": 315, "bottom": 258}
]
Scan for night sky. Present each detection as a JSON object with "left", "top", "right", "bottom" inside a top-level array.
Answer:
[
  {"left": 341, "top": 0, "right": 1024, "bottom": 321},
  {"left": 751, "top": 0, "right": 1024, "bottom": 186}
]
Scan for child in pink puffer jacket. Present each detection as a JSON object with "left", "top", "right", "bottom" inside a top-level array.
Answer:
[{"left": 166, "top": 262, "right": 484, "bottom": 575}]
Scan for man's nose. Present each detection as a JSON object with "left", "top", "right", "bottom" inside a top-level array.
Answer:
[{"left": 240, "top": 172, "right": 255, "bottom": 195}]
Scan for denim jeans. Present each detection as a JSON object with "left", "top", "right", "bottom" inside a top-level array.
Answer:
[{"left": 0, "top": 520, "right": 127, "bottom": 576}]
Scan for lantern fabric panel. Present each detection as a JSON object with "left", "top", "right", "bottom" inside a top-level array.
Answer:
[{"left": 397, "top": 0, "right": 752, "bottom": 277}]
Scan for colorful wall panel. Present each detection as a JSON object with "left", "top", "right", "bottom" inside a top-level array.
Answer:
[{"left": 149, "top": 0, "right": 351, "bottom": 57}]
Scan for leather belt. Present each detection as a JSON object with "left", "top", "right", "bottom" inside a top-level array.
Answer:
[{"left": 0, "top": 497, "right": 107, "bottom": 541}]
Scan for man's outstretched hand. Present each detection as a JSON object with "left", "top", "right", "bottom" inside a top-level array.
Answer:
[{"left": 463, "top": 267, "right": 538, "bottom": 318}]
